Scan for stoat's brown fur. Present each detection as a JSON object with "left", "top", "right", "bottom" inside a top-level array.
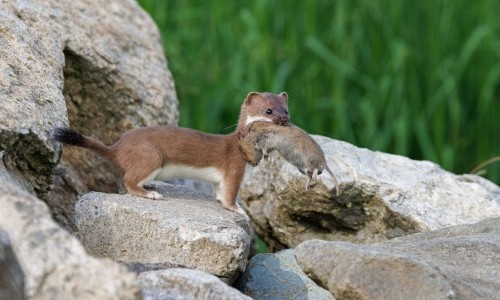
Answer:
[
  {"left": 54, "top": 92, "right": 290, "bottom": 214},
  {"left": 238, "top": 121, "right": 341, "bottom": 196}
]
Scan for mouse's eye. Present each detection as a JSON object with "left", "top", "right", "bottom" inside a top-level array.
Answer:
[
  {"left": 266, "top": 109, "right": 273, "bottom": 114},
  {"left": 285, "top": 110, "right": 288, "bottom": 115}
]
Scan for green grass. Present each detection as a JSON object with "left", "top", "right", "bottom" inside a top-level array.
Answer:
[{"left": 138, "top": 0, "right": 499, "bottom": 184}]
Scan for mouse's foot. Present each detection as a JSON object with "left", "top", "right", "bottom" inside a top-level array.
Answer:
[
  {"left": 306, "top": 183, "right": 317, "bottom": 190},
  {"left": 305, "top": 177, "right": 316, "bottom": 190}
]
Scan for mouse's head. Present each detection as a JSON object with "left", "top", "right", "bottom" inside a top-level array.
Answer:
[{"left": 238, "top": 92, "right": 290, "bottom": 132}]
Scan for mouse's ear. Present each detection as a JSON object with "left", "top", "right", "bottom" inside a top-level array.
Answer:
[
  {"left": 279, "top": 92, "right": 288, "bottom": 104},
  {"left": 245, "top": 92, "right": 261, "bottom": 105}
]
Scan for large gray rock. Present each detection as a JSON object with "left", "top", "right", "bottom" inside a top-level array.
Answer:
[
  {"left": 0, "top": 229, "right": 25, "bottom": 300},
  {"left": 0, "top": 0, "right": 178, "bottom": 231},
  {"left": 0, "top": 1, "right": 66, "bottom": 198},
  {"left": 295, "top": 217, "right": 500, "bottom": 300},
  {"left": 0, "top": 165, "right": 140, "bottom": 300},
  {"left": 236, "top": 249, "right": 334, "bottom": 300},
  {"left": 75, "top": 182, "right": 251, "bottom": 282},
  {"left": 240, "top": 135, "right": 500, "bottom": 250},
  {"left": 139, "top": 268, "right": 251, "bottom": 300}
]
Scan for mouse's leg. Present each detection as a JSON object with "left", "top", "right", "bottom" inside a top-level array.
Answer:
[
  {"left": 240, "top": 143, "right": 263, "bottom": 166},
  {"left": 305, "top": 169, "right": 319, "bottom": 190},
  {"left": 305, "top": 175, "right": 312, "bottom": 190},
  {"left": 312, "top": 168, "right": 318, "bottom": 183},
  {"left": 262, "top": 147, "right": 270, "bottom": 160},
  {"left": 250, "top": 148, "right": 264, "bottom": 166}
]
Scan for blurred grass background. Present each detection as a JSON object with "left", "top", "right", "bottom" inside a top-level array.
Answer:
[{"left": 138, "top": 0, "right": 499, "bottom": 183}]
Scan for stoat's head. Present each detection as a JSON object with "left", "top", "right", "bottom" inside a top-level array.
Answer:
[{"left": 238, "top": 91, "right": 290, "bottom": 130}]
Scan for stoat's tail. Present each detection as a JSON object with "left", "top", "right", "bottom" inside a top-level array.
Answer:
[
  {"left": 325, "top": 165, "right": 340, "bottom": 197},
  {"left": 53, "top": 128, "right": 114, "bottom": 161}
]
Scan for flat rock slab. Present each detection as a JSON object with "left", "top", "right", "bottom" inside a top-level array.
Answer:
[
  {"left": 295, "top": 217, "right": 500, "bottom": 300},
  {"left": 241, "top": 135, "right": 500, "bottom": 250},
  {"left": 139, "top": 268, "right": 251, "bottom": 300},
  {"left": 75, "top": 183, "right": 251, "bottom": 281},
  {"left": 236, "top": 249, "right": 334, "bottom": 300}
]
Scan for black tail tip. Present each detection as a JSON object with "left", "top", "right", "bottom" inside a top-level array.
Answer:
[{"left": 52, "top": 127, "right": 85, "bottom": 146}]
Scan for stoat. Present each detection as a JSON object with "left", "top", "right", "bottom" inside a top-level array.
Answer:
[
  {"left": 238, "top": 121, "right": 341, "bottom": 196},
  {"left": 53, "top": 92, "right": 290, "bottom": 214}
]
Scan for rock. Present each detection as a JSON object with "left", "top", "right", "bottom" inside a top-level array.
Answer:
[
  {"left": 240, "top": 135, "right": 500, "bottom": 250},
  {"left": 0, "top": 1, "right": 66, "bottom": 198},
  {"left": 162, "top": 179, "right": 262, "bottom": 256},
  {"left": 75, "top": 182, "right": 251, "bottom": 282},
  {"left": 0, "top": 165, "right": 141, "bottom": 299},
  {"left": 297, "top": 242, "right": 454, "bottom": 300},
  {"left": 139, "top": 268, "right": 251, "bottom": 300},
  {"left": 0, "top": 229, "right": 25, "bottom": 300},
  {"left": 0, "top": 0, "right": 178, "bottom": 231},
  {"left": 167, "top": 178, "right": 215, "bottom": 196},
  {"left": 235, "top": 249, "right": 334, "bottom": 300},
  {"left": 295, "top": 217, "right": 500, "bottom": 300}
]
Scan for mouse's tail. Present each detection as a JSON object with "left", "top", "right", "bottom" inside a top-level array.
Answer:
[
  {"left": 53, "top": 127, "right": 114, "bottom": 161},
  {"left": 325, "top": 165, "right": 341, "bottom": 197}
]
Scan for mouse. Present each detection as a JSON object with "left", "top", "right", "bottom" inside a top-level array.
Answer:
[{"left": 238, "top": 121, "right": 341, "bottom": 196}]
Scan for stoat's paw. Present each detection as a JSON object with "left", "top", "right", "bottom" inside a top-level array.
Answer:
[
  {"left": 145, "top": 191, "right": 163, "bottom": 200},
  {"left": 235, "top": 203, "right": 246, "bottom": 215},
  {"left": 228, "top": 204, "right": 249, "bottom": 220}
]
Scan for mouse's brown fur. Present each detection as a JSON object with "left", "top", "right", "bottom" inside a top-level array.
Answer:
[{"left": 238, "top": 121, "right": 340, "bottom": 196}]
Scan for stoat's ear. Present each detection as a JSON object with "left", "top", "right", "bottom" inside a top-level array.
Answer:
[
  {"left": 245, "top": 91, "right": 261, "bottom": 105},
  {"left": 279, "top": 92, "right": 288, "bottom": 104}
]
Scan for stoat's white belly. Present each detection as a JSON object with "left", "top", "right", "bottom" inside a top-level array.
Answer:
[{"left": 155, "top": 164, "right": 223, "bottom": 184}]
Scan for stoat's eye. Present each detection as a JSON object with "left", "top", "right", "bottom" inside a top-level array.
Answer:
[{"left": 266, "top": 109, "right": 273, "bottom": 114}]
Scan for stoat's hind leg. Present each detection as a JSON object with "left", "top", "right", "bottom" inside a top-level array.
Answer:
[
  {"left": 124, "top": 171, "right": 162, "bottom": 200},
  {"left": 121, "top": 150, "right": 163, "bottom": 200}
]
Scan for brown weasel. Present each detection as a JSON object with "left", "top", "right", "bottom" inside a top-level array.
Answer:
[
  {"left": 53, "top": 92, "right": 290, "bottom": 214},
  {"left": 238, "top": 121, "right": 340, "bottom": 196}
]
